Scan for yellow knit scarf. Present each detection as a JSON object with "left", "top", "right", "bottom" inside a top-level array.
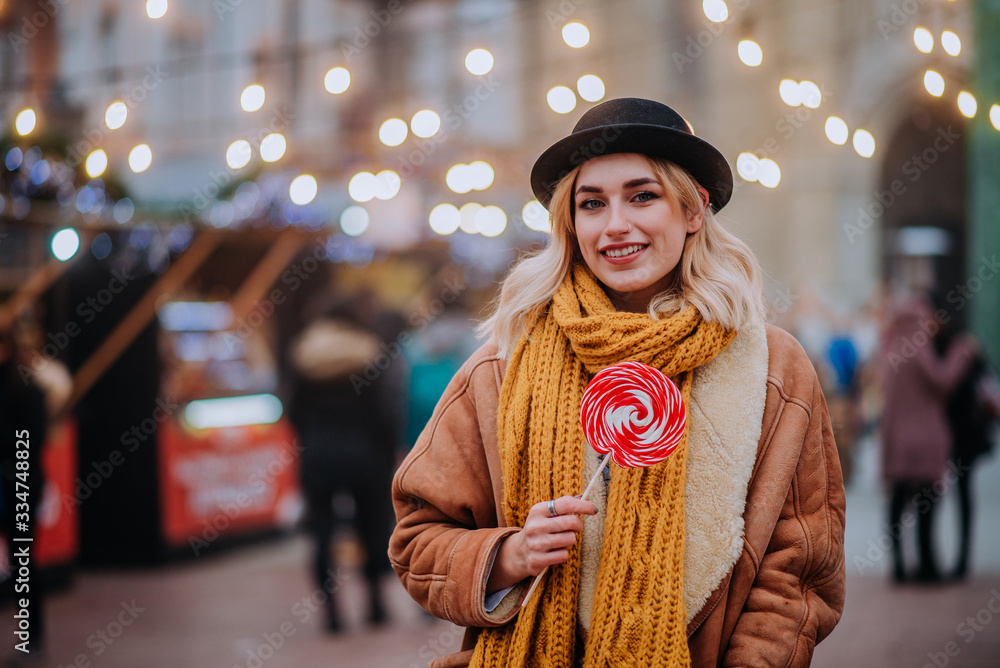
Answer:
[{"left": 471, "top": 265, "right": 735, "bottom": 668}]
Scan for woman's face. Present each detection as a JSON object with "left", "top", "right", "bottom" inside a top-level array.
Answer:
[{"left": 573, "top": 153, "right": 703, "bottom": 312}]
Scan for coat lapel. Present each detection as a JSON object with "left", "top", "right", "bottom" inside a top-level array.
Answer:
[{"left": 683, "top": 320, "right": 768, "bottom": 623}]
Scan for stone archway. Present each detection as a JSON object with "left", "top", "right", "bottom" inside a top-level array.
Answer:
[{"left": 879, "top": 99, "right": 968, "bottom": 322}]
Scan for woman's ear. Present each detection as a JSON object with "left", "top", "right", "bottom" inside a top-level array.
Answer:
[{"left": 687, "top": 186, "right": 710, "bottom": 233}]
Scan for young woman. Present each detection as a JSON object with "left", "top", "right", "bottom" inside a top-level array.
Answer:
[{"left": 390, "top": 98, "right": 846, "bottom": 667}]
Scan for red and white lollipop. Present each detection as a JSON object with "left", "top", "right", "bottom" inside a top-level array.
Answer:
[
  {"left": 523, "top": 361, "right": 686, "bottom": 606},
  {"left": 580, "top": 360, "right": 686, "bottom": 496}
]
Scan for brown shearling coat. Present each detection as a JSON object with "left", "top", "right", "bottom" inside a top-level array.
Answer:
[{"left": 390, "top": 324, "right": 846, "bottom": 667}]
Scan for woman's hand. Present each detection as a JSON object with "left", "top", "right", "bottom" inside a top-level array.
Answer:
[{"left": 486, "top": 495, "right": 597, "bottom": 594}]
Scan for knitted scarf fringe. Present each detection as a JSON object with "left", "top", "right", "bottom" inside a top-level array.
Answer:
[{"left": 471, "top": 266, "right": 735, "bottom": 668}]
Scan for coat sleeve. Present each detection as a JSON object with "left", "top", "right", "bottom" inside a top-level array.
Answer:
[
  {"left": 389, "top": 348, "right": 527, "bottom": 628},
  {"left": 723, "top": 369, "right": 847, "bottom": 667}
]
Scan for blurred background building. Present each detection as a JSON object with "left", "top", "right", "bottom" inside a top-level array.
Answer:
[{"left": 0, "top": 0, "right": 999, "bottom": 665}]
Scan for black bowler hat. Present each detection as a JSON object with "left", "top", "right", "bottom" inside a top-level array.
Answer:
[{"left": 530, "top": 98, "right": 733, "bottom": 212}]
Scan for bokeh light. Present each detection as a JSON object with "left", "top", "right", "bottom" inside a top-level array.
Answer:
[
  {"left": 757, "top": 158, "right": 781, "bottom": 188},
  {"left": 129, "top": 144, "right": 153, "bottom": 173},
  {"left": 85, "top": 149, "right": 108, "bottom": 178},
  {"left": 824, "top": 116, "right": 849, "bottom": 145},
  {"left": 429, "top": 203, "right": 461, "bottom": 235},
  {"left": 562, "top": 22, "right": 590, "bottom": 48},
  {"left": 465, "top": 48, "right": 494, "bottom": 75},
  {"left": 410, "top": 110, "right": 441, "bottom": 138},
  {"left": 52, "top": 228, "right": 81, "bottom": 261},
  {"left": 703, "top": 0, "right": 729, "bottom": 23},
  {"left": 778, "top": 79, "right": 802, "bottom": 107},
  {"left": 736, "top": 152, "right": 760, "bottom": 182},
  {"left": 924, "top": 69, "right": 945, "bottom": 97},
  {"left": 913, "top": 27, "right": 934, "bottom": 53},
  {"left": 349, "top": 171, "right": 377, "bottom": 202},
  {"left": 522, "top": 200, "right": 550, "bottom": 232},
  {"left": 373, "top": 170, "right": 401, "bottom": 200},
  {"left": 941, "top": 30, "right": 961, "bottom": 56},
  {"left": 226, "top": 140, "right": 252, "bottom": 169},
  {"left": 459, "top": 203, "right": 482, "bottom": 234},
  {"left": 737, "top": 40, "right": 763, "bottom": 66},
  {"left": 852, "top": 129, "right": 876, "bottom": 158},
  {"left": 324, "top": 67, "right": 351, "bottom": 94},
  {"left": 340, "top": 206, "right": 370, "bottom": 236},
  {"left": 379, "top": 118, "right": 408, "bottom": 147},
  {"left": 105, "top": 101, "right": 128, "bottom": 130},
  {"left": 289, "top": 174, "right": 318, "bottom": 205},
  {"left": 957, "top": 91, "right": 977, "bottom": 118},
  {"left": 799, "top": 81, "right": 822, "bottom": 109},
  {"left": 547, "top": 86, "right": 577, "bottom": 114},
  {"left": 577, "top": 74, "right": 606, "bottom": 102},
  {"left": 15, "top": 109, "right": 36, "bottom": 135},
  {"left": 991, "top": 104, "right": 1000, "bottom": 131},
  {"left": 240, "top": 84, "right": 266, "bottom": 112},
  {"left": 260, "top": 133, "right": 287, "bottom": 162},
  {"left": 146, "top": 0, "right": 167, "bottom": 19},
  {"left": 475, "top": 206, "right": 507, "bottom": 237}
]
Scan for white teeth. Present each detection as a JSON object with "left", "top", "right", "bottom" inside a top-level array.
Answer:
[{"left": 603, "top": 244, "right": 645, "bottom": 258}]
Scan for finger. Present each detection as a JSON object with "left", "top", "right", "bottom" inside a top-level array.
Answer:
[
  {"left": 523, "top": 514, "right": 584, "bottom": 537},
  {"left": 525, "top": 530, "right": 578, "bottom": 553},
  {"left": 527, "top": 549, "right": 571, "bottom": 573},
  {"left": 554, "top": 495, "right": 598, "bottom": 516}
]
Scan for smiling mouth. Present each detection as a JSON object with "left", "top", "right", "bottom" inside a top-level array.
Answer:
[{"left": 601, "top": 244, "right": 647, "bottom": 258}]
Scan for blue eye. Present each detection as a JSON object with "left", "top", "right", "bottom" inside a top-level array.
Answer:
[
  {"left": 633, "top": 191, "right": 658, "bottom": 203},
  {"left": 578, "top": 199, "right": 602, "bottom": 210}
]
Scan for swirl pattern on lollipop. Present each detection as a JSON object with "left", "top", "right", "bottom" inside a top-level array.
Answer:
[{"left": 581, "top": 360, "right": 686, "bottom": 468}]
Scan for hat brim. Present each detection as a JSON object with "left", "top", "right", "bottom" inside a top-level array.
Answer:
[{"left": 530, "top": 123, "right": 733, "bottom": 212}]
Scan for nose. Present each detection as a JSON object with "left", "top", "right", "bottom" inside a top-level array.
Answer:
[{"left": 604, "top": 202, "right": 631, "bottom": 236}]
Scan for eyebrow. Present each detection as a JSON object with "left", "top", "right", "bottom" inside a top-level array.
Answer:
[{"left": 575, "top": 177, "right": 658, "bottom": 196}]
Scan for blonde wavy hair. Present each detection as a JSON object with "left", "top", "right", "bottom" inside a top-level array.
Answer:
[{"left": 478, "top": 155, "right": 767, "bottom": 358}]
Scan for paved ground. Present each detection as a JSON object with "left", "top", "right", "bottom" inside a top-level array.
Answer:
[{"left": 1, "top": 434, "right": 998, "bottom": 667}]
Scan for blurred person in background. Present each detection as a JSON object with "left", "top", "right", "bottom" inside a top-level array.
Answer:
[
  {"left": 933, "top": 301, "right": 1000, "bottom": 581},
  {"left": 879, "top": 293, "right": 977, "bottom": 583},
  {"left": 286, "top": 291, "right": 405, "bottom": 632},
  {"left": 0, "top": 321, "right": 49, "bottom": 661}
]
